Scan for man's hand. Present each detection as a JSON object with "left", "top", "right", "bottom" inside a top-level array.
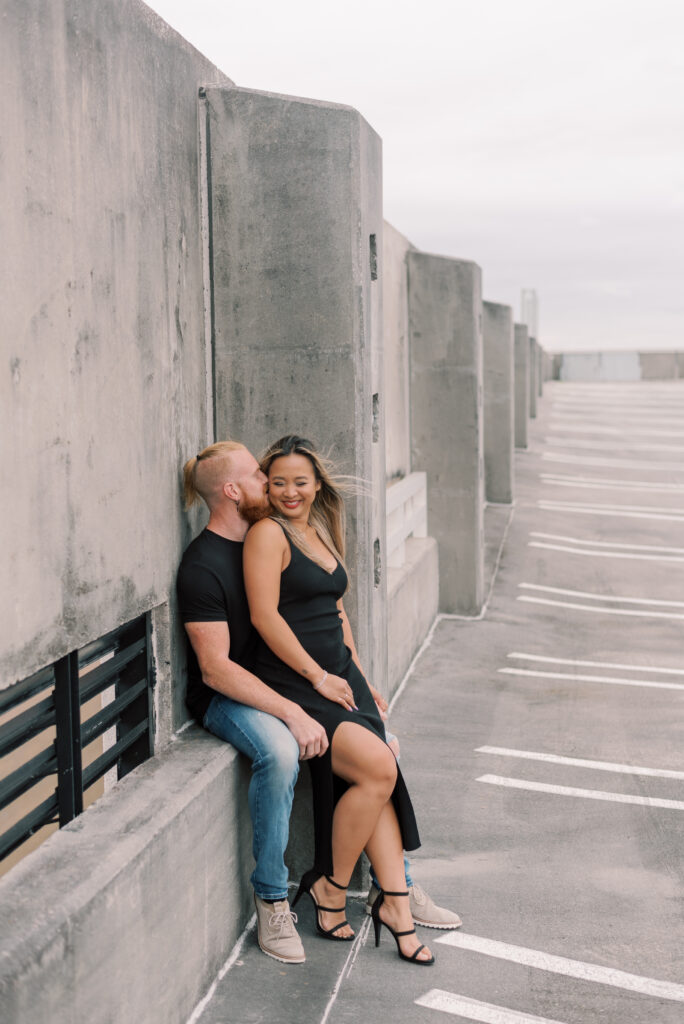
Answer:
[{"left": 284, "top": 706, "right": 329, "bottom": 760}]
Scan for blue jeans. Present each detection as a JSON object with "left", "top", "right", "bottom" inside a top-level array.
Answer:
[
  {"left": 203, "top": 694, "right": 299, "bottom": 901},
  {"left": 203, "top": 697, "right": 413, "bottom": 897}
]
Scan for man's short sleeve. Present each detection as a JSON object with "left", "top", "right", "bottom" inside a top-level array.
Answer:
[{"left": 177, "top": 560, "right": 228, "bottom": 624}]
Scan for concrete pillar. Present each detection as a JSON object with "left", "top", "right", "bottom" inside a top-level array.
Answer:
[
  {"left": 482, "top": 301, "right": 514, "bottom": 504},
  {"left": 529, "top": 336, "right": 538, "bottom": 418},
  {"left": 514, "top": 323, "right": 530, "bottom": 448},
  {"left": 408, "top": 254, "right": 484, "bottom": 615},
  {"left": 204, "top": 86, "right": 386, "bottom": 690},
  {"left": 537, "top": 343, "right": 544, "bottom": 397}
]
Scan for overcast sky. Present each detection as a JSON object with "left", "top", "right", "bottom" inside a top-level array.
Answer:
[{"left": 147, "top": 0, "right": 683, "bottom": 353}]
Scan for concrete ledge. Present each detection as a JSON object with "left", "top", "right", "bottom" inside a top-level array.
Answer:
[
  {"left": 387, "top": 537, "right": 439, "bottom": 694},
  {"left": 0, "top": 731, "right": 252, "bottom": 1024}
]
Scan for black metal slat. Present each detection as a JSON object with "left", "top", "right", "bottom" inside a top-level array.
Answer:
[
  {"left": 0, "top": 693, "right": 55, "bottom": 759},
  {"left": 0, "top": 744, "right": 56, "bottom": 811},
  {"left": 80, "top": 678, "right": 147, "bottom": 747},
  {"left": 77, "top": 615, "right": 145, "bottom": 672},
  {"left": 0, "top": 664, "right": 55, "bottom": 715},
  {"left": 78, "top": 638, "right": 146, "bottom": 703},
  {"left": 54, "top": 652, "right": 82, "bottom": 826},
  {"left": 0, "top": 791, "right": 59, "bottom": 862},
  {"left": 81, "top": 719, "right": 149, "bottom": 790}
]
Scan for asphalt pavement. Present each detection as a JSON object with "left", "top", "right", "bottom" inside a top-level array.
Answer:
[{"left": 189, "top": 380, "right": 684, "bottom": 1024}]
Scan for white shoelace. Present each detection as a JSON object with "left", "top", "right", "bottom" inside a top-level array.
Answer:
[{"left": 268, "top": 908, "right": 298, "bottom": 938}]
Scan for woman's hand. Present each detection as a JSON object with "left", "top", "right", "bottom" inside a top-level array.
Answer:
[
  {"left": 367, "top": 683, "right": 388, "bottom": 720},
  {"left": 315, "top": 673, "right": 358, "bottom": 712}
]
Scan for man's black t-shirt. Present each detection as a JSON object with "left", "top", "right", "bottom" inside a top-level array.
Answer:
[{"left": 176, "top": 529, "right": 258, "bottom": 723}]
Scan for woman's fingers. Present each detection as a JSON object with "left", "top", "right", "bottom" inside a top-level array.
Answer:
[{"left": 321, "top": 673, "right": 358, "bottom": 710}]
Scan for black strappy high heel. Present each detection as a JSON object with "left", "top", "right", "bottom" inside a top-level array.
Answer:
[
  {"left": 371, "top": 889, "right": 435, "bottom": 965},
  {"left": 292, "top": 868, "right": 354, "bottom": 941}
]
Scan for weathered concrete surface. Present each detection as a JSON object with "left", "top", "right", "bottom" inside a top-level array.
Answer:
[
  {"left": 408, "top": 254, "right": 484, "bottom": 615},
  {"left": 514, "top": 323, "right": 530, "bottom": 448},
  {"left": 0, "top": 0, "right": 230, "bottom": 736},
  {"left": 482, "top": 301, "right": 514, "bottom": 504},
  {"left": 537, "top": 342, "right": 544, "bottom": 397},
  {"left": 528, "top": 336, "right": 538, "bottom": 417},
  {"left": 560, "top": 351, "right": 641, "bottom": 381},
  {"left": 383, "top": 222, "right": 417, "bottom": 480},
  {"left": 205, "top": 86, "right": 387, "bottom": 694},
  {"left": 195, "top": 381, "right": 684, "bottom": 1024},
  {"left": 639, "top": 351, "right": 683, "bottom": 379},
  {"left": 0, "top": 732, "right": 252, "bottom": 1024},
  {"left": 387, "top": 537, "right": 439, "bottom": 691}
]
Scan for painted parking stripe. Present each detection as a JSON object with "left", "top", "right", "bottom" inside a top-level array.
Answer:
[
  {"left": 475, "top": 746, "right": 684, "bottom": 780},
  {"left": 517, "top": 596, "right": 684, "bottom": 620},
  {"left": 529, "top": 532, "right": 684, "bottom": 554},
  {"left": 541, "top": 452, "right": 684, "bottom": 471},
  {"left": 477, "top": 775, "right": 684, "bottom": 811},
  {"left": 540, "top": 473, "right": 684, "bottom": 494},
  {"left": 537, "top": 499, "right": 684, "bottom": 515},
  {"left": 498, "top": 667, "right": 684, "bottom": 691},
  {"left": 545, "top": 437, "right": 684, "bottom": 454},
  {"left": 519, "top": 583, "right": 684, "bottom": 608},
  {"left": 528, "top": 541, "right": 684, "bottom": 563},
  {"left": 415, "top": 990, "right": 567, "bottom": 1023},
  {"left": 435, "top": 933, "right": 684, "bottom": 1002},
  {"left": 548, "top": 424, "right": 684, "bottom": 438},
  {"left": 507, "top": 652, "right": 684, "bottom": 676},
  {"left": 537, "top": 502, "right": 684, "bottom": 523}
]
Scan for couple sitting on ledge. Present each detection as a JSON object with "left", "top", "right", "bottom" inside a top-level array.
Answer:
[{"left": 177, "top": 435, "right": 461, "bottom": 967}]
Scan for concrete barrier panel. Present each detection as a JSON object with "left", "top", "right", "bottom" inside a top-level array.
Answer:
[
  {"left": 537, "top": 343, "right": 544, "bottom": 397},
  {"left": 205, "top": 86, "right": 387, "bottom": 692},
  {"left": 383, "top": 221, "right": 417, "bottom": 480},
  {"left": 514, "top": 324, "right": 530, "bottom": 448},
  {"left": 529, "top": 336, "right": 538, "bottom": 418},
  {"left": 408, "top": 253, "right": 484, "bottom": 615},
  {"left": 483, "top": 301, "right": 514, "bottom": 504}
]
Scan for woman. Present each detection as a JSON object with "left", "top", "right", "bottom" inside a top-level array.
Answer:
[{"left": 243, "top": 435, "right": 434, "bottom": 966}]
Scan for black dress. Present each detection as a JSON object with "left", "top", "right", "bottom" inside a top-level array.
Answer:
[{"left": 252, "top": 528, "right": 420, "bottom": 875}]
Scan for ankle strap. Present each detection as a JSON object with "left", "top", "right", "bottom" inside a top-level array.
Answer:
[
  {"left": 325, "top": 875, "right": 349, "bottom": 891},
  {"left": 380, "top": 889, "right": 409, "bottom": 897}
]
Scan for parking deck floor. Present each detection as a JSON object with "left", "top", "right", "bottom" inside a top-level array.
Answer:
[{"left": 191, "top": 380, "right": 684, "bottom": 1024}]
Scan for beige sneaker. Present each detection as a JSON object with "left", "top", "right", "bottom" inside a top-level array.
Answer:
[
  {"left": 254, "top": 895, "right": 306, "bottom": 963},
  {"left": 365, "top": 882, "right": 462, "bottom": 930}
]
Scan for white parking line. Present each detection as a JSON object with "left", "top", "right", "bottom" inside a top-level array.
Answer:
[
  {"left": 544, "top": 437, "right": 684, "bottom": 454},
  {"left": 528, "top": 541, "right": 684, "bottom": 563},
  {"left": 529, "top": 532, "right": 684, "bottom": 554},
  {"left": 538, "top": 501, "right": 684, "bottom": 523},
  {"left": 518, "top": 583, "right": 684, "bottom": 607},
  {"left": 477, "top": 775, "right": 684, "bottom": 811},
  {"left": 415, "top": 990, "right": 567, "bottom": 1023},
  {"left": 498, "top": 667, "right": 684, "bottom": 691},
  {"left": 435, "top": 934, "right": 684, "bottom": 1002},
  {"left": 517, "top": 597, "right": 684, "bottom": 620},
  {"left": 548, "top": 424, "right": 684, "bottom": 439},
  {"left": 541, "top": 452, "right": 684, "bottom": 471},
  {"left": 475, "top": 746, "right": 684, "bottom": 780},
  {"left": 507, "top": 652, "right": 684, "bottom": 676},
  {"left": 540, "top": 474, "right": 684, "bottom": 494}
]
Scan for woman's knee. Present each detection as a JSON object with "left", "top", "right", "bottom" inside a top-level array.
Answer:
[{"left": 333, "top": 724, "right": 397, "bottom": 794}]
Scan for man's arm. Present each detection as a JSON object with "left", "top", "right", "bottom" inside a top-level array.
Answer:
[{"left": 185, "top": 620, "right": 328, "bottom": 760}]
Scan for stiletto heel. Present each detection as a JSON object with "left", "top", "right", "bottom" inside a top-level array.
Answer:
[
  {"left": 370, "top": 889, "right": 435, "bottom": 965},
  {"left": 292, "top": 869, "right": 354, "bottom": 941}
]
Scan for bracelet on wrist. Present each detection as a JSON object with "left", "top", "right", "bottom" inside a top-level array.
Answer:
[{"left": 313, "top": 670, "right": 328, "bottom": 691}]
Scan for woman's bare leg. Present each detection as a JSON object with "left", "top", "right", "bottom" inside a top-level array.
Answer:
[
  {"left": 311, "top": 722, "right": 397, "bottom": 937},
  {"left": 364, "top": 803, "right": 433, "bottom": 962}
]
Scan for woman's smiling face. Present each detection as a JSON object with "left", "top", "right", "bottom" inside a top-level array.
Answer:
[{"left": 267, "top": 453, "right": 321, "bottom": 522}]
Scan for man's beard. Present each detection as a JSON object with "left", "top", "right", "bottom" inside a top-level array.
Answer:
[{"left": 239, "top": 494, "right": 271, "bottom": 526}]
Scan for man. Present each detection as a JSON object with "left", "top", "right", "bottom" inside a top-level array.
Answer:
[{"left": 177, "top": 441, "right": 460, "bottom": 964}]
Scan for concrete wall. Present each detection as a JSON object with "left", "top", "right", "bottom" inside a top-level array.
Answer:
[
  {"left": 639, "top": 352, "right": 684, "bottom": 379},
  {"left": 408, "top": 254, "right": 484, "bottom": 615},
  {"left": 387, "top": 538, "right": 439, "bottom": 687},
  {"left": 482, "top": 302, "right": 514, "bottom": 504},
  {"left": 0, "top": 732, "right": 253, "bottom": 1024},
  {"left": 0, "top": 0, "right": 230, "bottom": 741},
  {"left": 204, "top": 85, "right": 387, "bottom": 693},
  {"left": 559, "top": 352, "right": 641, "bottom": 381},
  {"left": 514, "top": 323, "right": 530, "bottom": 449},
  {"left": 383, "top": 222, "right": 416, "bottom": 480},
  {"left": 528, "top": 337, "right": 538, "bottom": 418}
]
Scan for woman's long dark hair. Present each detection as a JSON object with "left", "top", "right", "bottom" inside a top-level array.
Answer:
[{"left": 259, "top": 435, "right": 347, "bottom": 573}]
